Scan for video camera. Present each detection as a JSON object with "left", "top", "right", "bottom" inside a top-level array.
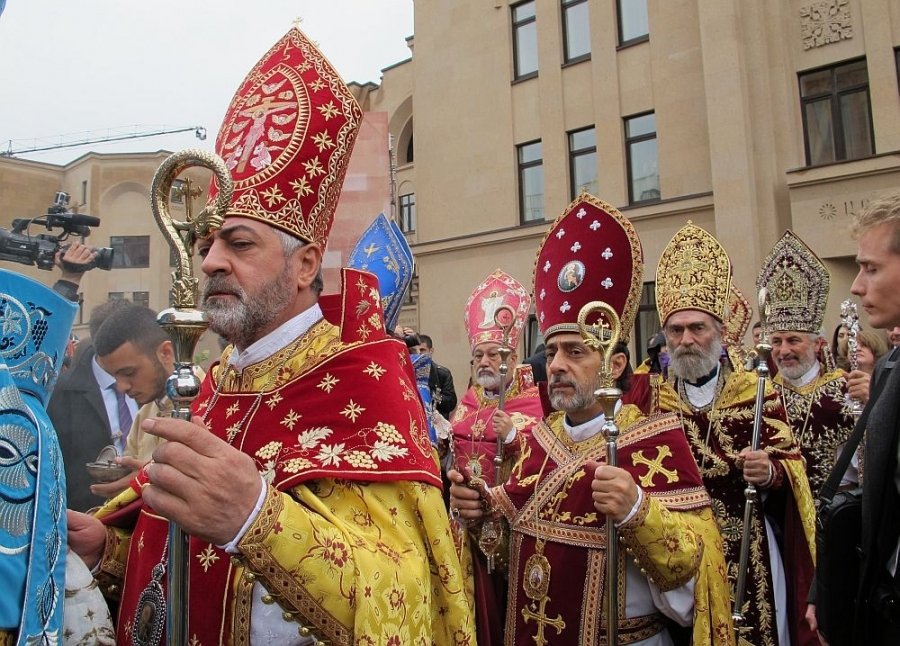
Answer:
[{"left": 0, "top": 192, "right": 114, "bottom": 271}]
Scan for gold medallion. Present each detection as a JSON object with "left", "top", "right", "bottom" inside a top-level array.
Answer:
[{"left": 523, "top": 548, "right": 552, "bottom": 601}]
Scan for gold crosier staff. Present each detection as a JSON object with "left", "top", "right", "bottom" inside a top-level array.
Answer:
[
  {"left": 576, "top": 300, "right": 623, "bottom": 646},
  {"left": 477, "top": 304, "right": 516, "bottom": 573},
  {"left": 150, "top": 149, "right": 233, "bottom": 646},
  {"left": 840, "top": 299, "right": 864, "bottom": 419},
  {"left": 732, "top": 288, "right": 772, "bottom": 637}
]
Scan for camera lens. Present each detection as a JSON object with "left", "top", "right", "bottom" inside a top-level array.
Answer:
[{"left": 92, "top": 247, "right": 115, "bottom": 271}]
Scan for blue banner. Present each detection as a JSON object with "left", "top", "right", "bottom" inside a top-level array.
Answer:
[{"left": 0, "top": 0, "right": 6, "bottom": 19}]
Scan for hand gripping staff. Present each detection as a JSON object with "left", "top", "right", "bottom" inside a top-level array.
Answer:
[
  {"left": 577, "top": 300, "right": 623, "bottom": 646},
  {"left": 146, "top": 149, "right": 233, "bottom": 646},
  {"left": 732, "top": 288, "right": 771, "bottom": 637},
  {"left": 478, "top": 304, "right": 517, "bottom": 573}
]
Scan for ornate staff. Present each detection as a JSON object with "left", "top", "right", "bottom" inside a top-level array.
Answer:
[
  {"left": 733, "top": 288, "right": 771, "bottom": 636},
  {"left": 149, "top": 149, "right": 232, "bottom": 646},
  {"left": 840, "top": 299, "right": 864, "bottom": 418},
  {"left": 577, "top": 300, "right": 623, "bottom": 646},
  {"left": 478, "top": 304, "right": 516, "bottom": 573}
]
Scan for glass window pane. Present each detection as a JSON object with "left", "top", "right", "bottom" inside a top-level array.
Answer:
[
  {"left": 629, "top": 138, "right": 659, "bottom": 201},
  {"left": 564, "top": 1, "right": 591, "bottom": 61},
  {"left": 519, "top": 141, "right": 542, "bottom": 163},
  {"left": 800, "top": 69, "right": 833, "bottom": 97},
  {"left": 569, "top": 127, "right": 596, "bottom": 151},
  {"left": 522, "top": 165, "right": 544, "bottom": 222},
  {"left": 515, "top": 20, "right": 539, "bottom": 77},
  {"left": 572, "top": 150, "right": 598, "bottom": 196},
  {"left": 110, "top": 235, "right": 150, "bottom": 268},
  {"left": 626, "top": 113, "right": 656, "bottom": 138},
  {"left": 619, "top": 0, "right": 649, "bottom": 43},
  {"left": 840, "top": 91, "right": 873, "bottom": 159},
  {"left": 804, "top": 100, "right": 836, "bottom": 165},
  {"left": 836, "top": 60, "right": 868, "bottom": 90},
  {"left": 513, "top": 1, "right": 535, "bottom": 21}
]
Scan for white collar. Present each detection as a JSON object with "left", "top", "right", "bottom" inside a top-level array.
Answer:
[
  {"left": 784, "top": 361, "right": 822, "bottom": 388},
  {"left": 91, "top": 354, "right": 115, "bottom": 389},
  {"left": 227, "top": 303, "right": 323, "bottom": 371},
  {"left": 682, "top": 365, "right": 720, "bottom": 408},
  {"left": 562, "top": 400, "right": 622, "bottom": 442}
]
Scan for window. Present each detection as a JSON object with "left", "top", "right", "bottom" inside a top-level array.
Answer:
[
  {"left": 170, "top": 178, "right": 186, "bottom": 204},
  {"left": 110, "top": 235, "right": 150, "bottom": 268},
  {"left": 568, "top": 127, "right": 598, "bottom": 198},
  {"left": 562, "top": 0, "right": 590, "bottom": 63},
  {"left": 517, "top": 140, "right": 544, "bottom": 223},
  {"left": 634, "top": 282, "right": 659, "bottom": 365},
  {"left": 133, "top": 291, "right": 149, "bottom": 309},
  {"left": 405, "top": 135, "right": 414, "bottom": 164},
  {"left": 108, "top": 292, "right": 125, "bottom": 301},
  {"left": 800, "top": 59, "right": 874, "bottom": 166},
  {"left": 625, "top": 112, "right": 660, "bottom": 204},
  {"left": 618, "top": 0, "right": 649, "bottom": 45},
  {"left": 80, "top": 180, "right": 88, "bottom": 206},
  {"left": 399, "top": 193, "right": 416, "bottom": 233},
  {"left": 513, "top": 1, "right": 538, "bottom": 80}
]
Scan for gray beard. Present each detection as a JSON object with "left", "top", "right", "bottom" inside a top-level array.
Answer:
[
  {"left": 548, "top": 375, "right": 600, "bottom": 414},
  {"left": 202, "top": 269, "right": 294, "bottom": 350},
  {"left": 778, "top": 354, "right": 818, "bottom": 381},
  {"left": 476, "top": 372, "right": 501, "bottom": 391},
  {"left": 669, "top": 339, "right": 722, "bottom": 382}
]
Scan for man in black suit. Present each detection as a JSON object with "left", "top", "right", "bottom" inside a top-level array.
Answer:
[
  {"left": 48, "top": 299, "right": 135, "bottom": 512},
  {"left": 845, "top": 193, "right": 900, "bottom": 643}
]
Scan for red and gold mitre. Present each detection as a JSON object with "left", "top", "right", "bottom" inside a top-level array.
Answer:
[
  {"left": 655, "top": 222, "right": 732, "bottom": 324},
  {"left": 723, "top": 283, "right": 752, "bottom": 346},
  {"left": 757, "top": 230, "right": 830, "bottom": 333},
  {"left": 464, "top": 269, "right": 532, "bottom": 351},
  {"left": 533, "top": 192, "right": 643, "bottom": 340},
  {"left": 206, "top": 27, "right": 362, "bottom": 247}
]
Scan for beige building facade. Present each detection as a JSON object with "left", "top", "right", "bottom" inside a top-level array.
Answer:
[
  {"left": 3, "top": 1, "right": 900, "bottom": 396},
  {"left": 358, "top": 0, "right": 900, "bottom": 391}
]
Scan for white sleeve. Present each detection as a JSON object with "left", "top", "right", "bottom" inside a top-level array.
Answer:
[{"left": 648, "top": 577, "right": 696, "bottom": 627}]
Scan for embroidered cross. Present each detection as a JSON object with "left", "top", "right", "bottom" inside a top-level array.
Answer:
[
  {"left": 590, "top": 220, "right": 601, "bottom": 230},
  {"left": 543, "top": 260, "right": 552, "bottom": 273},
  {"left": 631, "top": 445, "right": 679, "bottom": 488},
  {"left": 560, "top": 301, "right": 571, "bottom": 313},
  {"left": 555, "top": 228, "right": 566, "bottom": 239},
  {"left": 540, "top": 289, "right": 546, "bottom": 300},
  {"left": 602, "top": 247, "right": 613, "bottom": 260},
  {"left": 521, "top": 597, "right": 566, "bottom": 645},
  {"left": 570, "top": 242, "right": 582, "bottom": 253},
  {"left": 576, "top": 207, "right": 586, "bottom": 219},
  {"left": 601, "top": 277, "right": 613, "bottom": 289}
]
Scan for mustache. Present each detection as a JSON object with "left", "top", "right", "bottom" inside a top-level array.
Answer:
[
  {"left": 549, "top": 376, "right": 576, "bottom": 389},
  {"left": 202, "top": 276, "right": 244, "bottom": 302}
]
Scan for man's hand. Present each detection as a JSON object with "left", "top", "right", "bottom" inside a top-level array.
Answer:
[
  {"left": 447, "top": 468, "right": 485, "bottom": 522},
  {"left": 67, "top": 510, "right": 106, "bottom": 571},
  {"left": 491, "top": 409, "right": 514, "bottom": 441},
  {"left": 142, "top": 416, "right": 263, "bottom": 545},
  {"left": 55, "top": 241, "right": 97, "bottom": 286},
  {"left": 590, "top": 464, "right": 639, "bottom": 523},
  {"left": 739, "top": 448, "right": 773, "bottom": 487},
  {"left": 804, "top": 604, "right": 830, "bottom": 645},
  {"left": 844, "top": 369, "right": 871, "bottom": 404},
  {"left": 89, "top": 456, "right": 146, "bottom": 499}
]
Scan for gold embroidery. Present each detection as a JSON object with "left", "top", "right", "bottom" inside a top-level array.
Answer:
[
  {"left": 317, "top": 373, "right": 338, "bottom": 393},
  {"left": 340, "top": 400, "right": 365, "bottom": 422},
  {"left": 364, "top": 362, "right": 386, "bottom": 380},
  {"left": 196, "top": 544, "right": 220, "bottom": 573},
  {"left": 631, "top": 446, "right": 679, "bottom": 488}
]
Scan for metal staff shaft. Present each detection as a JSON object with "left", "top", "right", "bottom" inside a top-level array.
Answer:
[
  {"left": 577, "top": 301, "right": 623, "bottom": 646},
  {"left": 492, "top": 305, "right": 515, "bottom": 485},
  {"left": 733, "top": 288, "right": 771, "bottom": 636},
  {"left": 841, "top": 299, "right": 864, "bottom": 419},
  {"left": 150, "top": 149, "right": 232, "bottom": 646}
]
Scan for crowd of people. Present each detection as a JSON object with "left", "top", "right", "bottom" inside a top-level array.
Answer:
[{"left": 3, "top": 24, "right": 900, "bottom": 646}]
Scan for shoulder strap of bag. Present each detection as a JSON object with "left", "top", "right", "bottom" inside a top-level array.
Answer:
[{"left": 819, "top": 347, "right": 900, "bottom": 505}]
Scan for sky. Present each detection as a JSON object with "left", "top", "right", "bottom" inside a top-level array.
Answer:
[{"left": 0, "top": 0, "right": 414, "bottom": 165}]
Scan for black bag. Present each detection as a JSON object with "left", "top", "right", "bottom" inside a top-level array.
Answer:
[{"left": 816, "top": 487, "right": 862, "bottom": 645}]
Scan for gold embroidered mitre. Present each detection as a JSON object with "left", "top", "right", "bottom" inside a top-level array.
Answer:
[
  {"left": 655, "top": 222, "right": 732, "bottom": 324},
  {"left": 756, "top": 230, "right": 830, "bottom": 333}
]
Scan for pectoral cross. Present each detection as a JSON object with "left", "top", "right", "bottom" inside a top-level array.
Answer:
[
  {"left": 631, "top": 445, "right": 679, "bottom": 488},
  {"left": 521, "top": 597, "right": 566, "bottom": 646}
]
